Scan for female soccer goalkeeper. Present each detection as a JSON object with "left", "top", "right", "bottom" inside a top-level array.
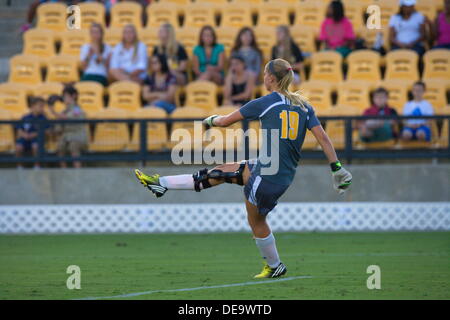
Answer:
[{"left": 134, "top": 58, "right": 352, "bottom": 279}]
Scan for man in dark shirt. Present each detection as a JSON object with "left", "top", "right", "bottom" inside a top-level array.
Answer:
[{"left": 15, "top": 97, "right": 49, "bottom": 168}]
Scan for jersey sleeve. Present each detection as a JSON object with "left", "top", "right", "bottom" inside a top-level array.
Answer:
[
  {"left": 306, "top": 105, "right": 320, "bottom": 130},
  {"left": 239, "top": 97, "right": 268, "bottom": 120}
]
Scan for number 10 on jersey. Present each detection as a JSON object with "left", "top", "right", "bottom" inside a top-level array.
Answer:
[{"left": 279, "top": 110, "right": 299, "bottom": 140}]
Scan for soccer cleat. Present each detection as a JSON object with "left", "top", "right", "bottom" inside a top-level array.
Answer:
[
  {"left": 254, "top": 262, "right": 287, "bottom": 279},
  {"left": 134, "top": 169, "right": 167, "bottom": 198}
]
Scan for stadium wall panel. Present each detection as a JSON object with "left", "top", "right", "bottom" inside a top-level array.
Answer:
[{"left": 0, "top": 202, "right": 449, "bottom": 234}]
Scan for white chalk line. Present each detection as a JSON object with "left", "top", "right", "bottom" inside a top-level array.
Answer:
[{"left": 77, "top": 275, "right": 313, "bottom": 300}]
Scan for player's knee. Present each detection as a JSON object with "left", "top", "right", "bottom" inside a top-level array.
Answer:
[
  {"left": 416, "top": 130, "right": 427, "bottom": 141},
  {"left": 401, "top": 130, "right": 412, "bottom": 140}
]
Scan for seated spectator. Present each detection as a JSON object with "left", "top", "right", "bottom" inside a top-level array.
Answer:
[
  {"left": 358, "top": 87, "right": 398, "bottom": 143},
  {"left": 192, "top": 26, "right": 226, "bottom": 85},
  {"left": 47, "top": 85, "right": 88, "bottom": 168},
  {"left": 231, "top": 27, "right": 262, "bottom": 81},
  {"left": 223, "top": 54, "right": 256, "bottom": 107},
  {"left": 401, "top": 81, "right": 434, "bottom": 142},
  {"left": 15, "top": 97, "right": 49, "bottom": 169},
  {"left": 433, "top": 0, "right": 450, "bottom": 49},
  {"left": 319, "top": 0, "right": 356, "bottom": 57},
  {"left": 142, "top": 53, "right": 177, "bottom": 114},
  {"left": 271, "top": 25, "right": 304, "bottom": 84},
  {"left": 110, "top": 24, "right": 147, "bottom": 84},
  {"left": 80, "top": 23, "right": 112, "bottom": 86},
  {"left": 389, "top": 0, "right": 426, "bottom": 56},
  {"left": 153, "top": 23, "right": 188, "bottom": 85}
]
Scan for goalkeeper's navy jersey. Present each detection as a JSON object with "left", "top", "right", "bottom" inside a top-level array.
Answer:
[{"left": 239, "top": 92, "right": 320, "bottom": 186}]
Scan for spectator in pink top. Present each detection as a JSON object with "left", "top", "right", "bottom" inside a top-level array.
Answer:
[
  {"left": 433, "top": 0, "right": 450, "bottom": 49},
  {"left": 319, "top": 0, "right": 356, "bottom": 57}
]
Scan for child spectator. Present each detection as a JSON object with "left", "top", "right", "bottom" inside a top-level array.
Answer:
[
  {"left": 433, "top": 0, "right": 450, "bottom": 49},
  {"left": 80, "top": 23, "right": 112, "bottom": 86},
  {"left": 271, "top": 25, "right": 304, "bottom": 84},
  {"left": 153, "top": 23, "right": 189, "bottom": 85},
  {"left": 401, "top": 81, "right": 434, "bottom": 142},
  {"left": 319, "top": 0, "right": 356, "bottom": 57},
  {"left": 110, "top": 24, "right": 147, "bottom": 84},
  {"left": 358, "top": 87, "right": 398, "bottom": 143},
  {"left": 47, "top": 85, "right": 88, "bottom": 168},
  {"left": 389, "top": 0, "right": 426, "bottom": 56},
  {"left": 231, "top": 27, "right": 263, "bottom": 80},
  {"left": 192, "top": 26, "right": 226, "bottom": 85},
  {"left": 15, "top": 97, "right": 49, "bottom": 169},
  {"left": 142, "top": 53, "right": 177, "bottom": 114},
  {"left": 223, "top": 54, "right": 256, "bottom": 107}
]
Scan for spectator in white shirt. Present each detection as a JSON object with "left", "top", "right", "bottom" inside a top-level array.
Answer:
[
  {"left": 389, "top": 0, "right": 427, "bottom": 56},
  {"left": 401, "top": 81, "right": 434, "bottom": 142},
  {"left": 80, "top": 23, "right": 112, "bottom": 87},
  {"left": 110, "top": 24, "right": 148, "bottom": 84}
]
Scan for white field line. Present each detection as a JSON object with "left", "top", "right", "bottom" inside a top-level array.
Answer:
[{"left": 77, "top": 275, "right": 313, "bottom": 300}]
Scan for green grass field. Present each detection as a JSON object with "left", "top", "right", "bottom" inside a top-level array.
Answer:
[{"left": 0, "top": 232, "right": 449, "bottom": 300}]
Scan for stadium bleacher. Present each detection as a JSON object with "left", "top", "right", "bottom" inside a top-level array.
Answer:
[{"left": 0, "top": 0, "right": 449, "bottom": 157}]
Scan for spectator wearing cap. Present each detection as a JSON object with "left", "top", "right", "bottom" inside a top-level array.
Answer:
[
  {"left": 47, "top": 85, "right": 88, "bottom": 168},
  {"left": 223, "top": 54, "right": 256, "bottom": 107},
  {"left": 389, "top": 0, "right": 427, "bottom": 56}
]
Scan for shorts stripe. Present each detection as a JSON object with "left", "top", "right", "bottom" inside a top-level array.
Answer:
[{"left": 249, "top": 175, "right": 262, "bottom": 205}]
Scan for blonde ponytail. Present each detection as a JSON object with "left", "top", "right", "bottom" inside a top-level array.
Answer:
[{"left": 265, "top": 58, "right": 308, "bottom": 112}]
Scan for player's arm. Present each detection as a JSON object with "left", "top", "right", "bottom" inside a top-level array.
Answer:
[
  {"left": 311, "top": 125, "right": 353, "bottom": 194},
  {"left": 203, "top": 109, "right": 244, "bottom": 128}
]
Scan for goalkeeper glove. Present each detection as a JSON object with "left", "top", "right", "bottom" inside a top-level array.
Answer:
[
  {"left": 203, "top": 115, "right": 219, "bottom": 127},
  {"left": 330, "top": 161, "right": 352, "bottom": 195}
]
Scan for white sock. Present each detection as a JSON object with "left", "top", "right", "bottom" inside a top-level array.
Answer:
[
  {"left": 159, "top": 174, "right": 195, "bottom": 190},
  {"left": 255, "top": 233, "right": 281, "bottom": 268}
]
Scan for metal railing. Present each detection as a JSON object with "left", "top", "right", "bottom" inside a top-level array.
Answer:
[{"left": 0, "top": 115, "right": 449, "bottom": 165}]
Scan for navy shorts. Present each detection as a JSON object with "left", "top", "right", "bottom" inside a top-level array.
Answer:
[
  {"left": 16, "top": 138, "right": 38, "bottom": 151},
  {"left": 403, "top": 125, "right": 431, "bottom": 141},
  {"left": 243, "top": 159, "right": 290, "bottom": 216}
]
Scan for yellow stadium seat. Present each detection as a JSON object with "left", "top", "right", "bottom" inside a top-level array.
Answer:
[
  {"left": 89, "top": 108, "right": 130, "bottom": 152},
  {"left": 104, "top": 27, "right": 123, "bottom": 47},
  {"left": 0, "top": 109, "right": 15, "bottom": 152},
  {"left": 138, "top": 27, "right": 160, "bottom": 56},
  {"left": 346, "top": 50, "right": 381, "bottom": 88},
  {"left": 309, "top": 51, "right": 343, "bottom": 87},
  {"left": 0, "top": 83, "right": 29, "bottom": 119},
  {"left": 79, "top": 2, "right": 106, "bottom": 29},
  {"left": 22, "top": 28, "right": 56, "bottom": 67},
  {"left": 423, "top": 80, "right": 448, "bottom": 115},
  {"left": 146, "top": 2, "right": 179, "bottom": 28},
  {"left": 337, "top": 81, "right": 371, "bottom": 111},
  {"left": 357, "top": 27, "right": 391, "bottom": 52},
  {"left": 60, "top": 29, "right": 90, "bottom": 57},
  {"left": 221, "top": 6, "right": 253, "bottom": 28},
  {"left": 253, "top": 26, "right": 277, "bottom": 61},
  {"left": 205, "top": 106, "right": 242, "bottom": 151},
  {"left": 108, "top": 80, "right": 141, "bottom": 111},
  {"left": 128, "top": 107, "right": 168, "bottom": 151},
  {"left": 423, "top": 49, "right": 450, "bottom": 88},
  {"left": 290, "top": 26, "right": 318, "bottom": 58},
  {"left": 344, "top": 1, "right": 364, "bottom": 30},
  {"left": 416, "top": 0, "right": 438, "bottom": 21},
  {"left": 9, "top": 54, "right": 43, "bottom": 85},
  {"left": 377, "top": 0, "right": 398, "bottom": 28},
  {"left": 216, "top": 26, "right": 239, "bottom": 57},
  {"left": 438, "top": 119, "right": 448, "bottom": 148},
  {"left": 169, "top": 106, "right": 206, "bottom": 150},
  {"left": 110, "top": 2, "right": 143, "bottom": 29},
  {"left": 384, "top": 49, "right": 419, "bottom": 84},
  {"left": 74, "top": 81, "right": 105, "bottom": 117},
  {"left": 184, "top": 5, "right": 216, "bottom": 28},
  {"left": 46, "top": 54, "right": 79, "bottom": 83},
  {"left": 257, "top": 3, "right": 289, "bottom": 27},
  {"left": 176, "top": 27, "right": 200, "bottom": 56},
  {"left": 380, "top": 79, "right": 409, "bottom": 114},
  {"left": 184, "top": 80, "right": 218, "bottom": 111},
  {"left": 36, "top": 2, "right": 67, "bottom": 39},
  {"left": 294, "top": 1, "right": 327, "bottom": 30},
  {"left": 33, "top": 82, "right": 65, "bottom": 116},
  {"left": 324, "top": 110, "right": 359, "bottom": 149},
  {"left": 299, "top": 80, "right": 332, "bottom": 112},
  {"left": 196, "top": 0, "right": 229, "bottom": 14}
]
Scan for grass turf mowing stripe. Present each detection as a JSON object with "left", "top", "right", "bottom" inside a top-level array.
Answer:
[{"left": 78, "top": 276, "right": 313, "bottom": 300}]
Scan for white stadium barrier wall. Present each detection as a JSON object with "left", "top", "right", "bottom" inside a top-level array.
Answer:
[{"left": 0, "top": 202, "right": 449, "bottom": 234}]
